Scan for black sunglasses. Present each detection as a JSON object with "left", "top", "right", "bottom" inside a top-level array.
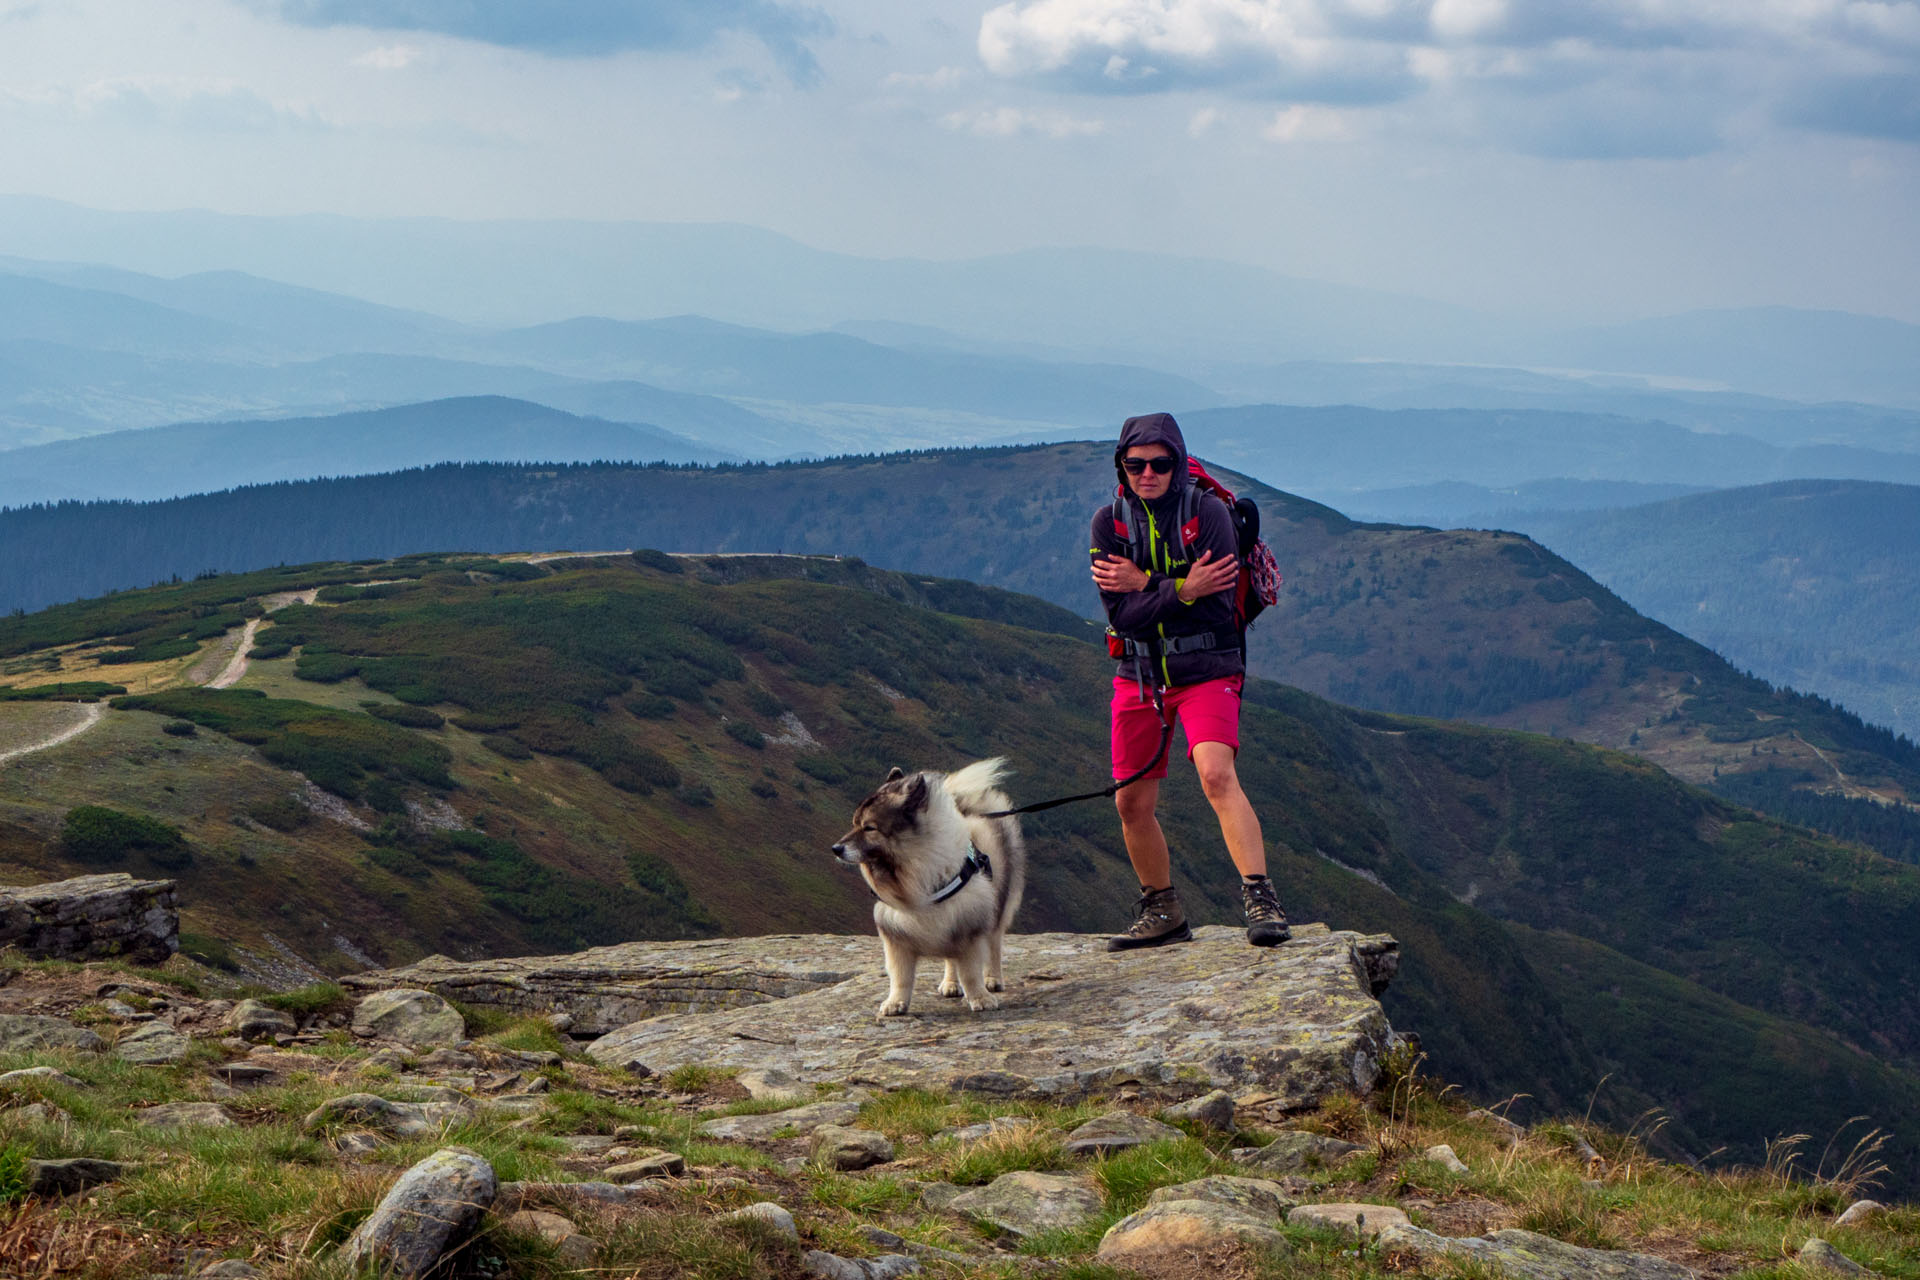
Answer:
[{"left": 1122, "top": 456, "right": 1177, "bottom": 476}]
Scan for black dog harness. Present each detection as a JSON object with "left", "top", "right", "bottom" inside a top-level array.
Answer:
[{"left": 928, "top": 842, "right": 993, "bottom": 904}]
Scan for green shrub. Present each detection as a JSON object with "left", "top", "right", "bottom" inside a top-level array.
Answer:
[
  {"left": 264, "top": 982, "right": 350, "bottom": 1018},
  {"left": 0, "top": 681, "right": 126, "bottom": 702},
  {"left": 247, "top": 795, "right": 309, "bottom": 832},
  {"left": 179, "top": 930, "right": 241, "bottom": 972},
  {"left": 368, "top": 846, "right": 431, "bottom": 879},
  {"left": 248, "top": 640, "right": 293, "bottom": 661},
  {"left": 675, "top": 782, "right": 715, "bottom": 807},
  {"left": 725, "top": 720, "right": 765, "bottom": 749},
  {"left": 796, "top": 755, "right": 848, "bottom": 784},
  {"left": 364, "top": 703, "right": 445, "bottom": 729},
  {"left": 632, "top": 549, "right": 685, "bottom": 574},
  {"left": 453, "top": 713, "right": 519, "bottom": 732},
  {"left": 161, "top": 720, "right": 198, "bottom": 737},
  {"left": 0, "top": 1142, "right": 29, "bottom": 1206},
  {"left": 627, "top": 694, "right": 676, "bottom": 719},
  {"left": 746, "top": 685, "right": 785, "bottom": 717},
  {"left": 61, "top": 805, "right": 192, "bottom": 869},
  {"left": 483, "top": 734, "right": 534, "bottom": 761}
]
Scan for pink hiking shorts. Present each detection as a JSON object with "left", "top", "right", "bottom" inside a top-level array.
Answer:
[{"left": 1110, "top": 675, "right": 1244, "bottom": 780}]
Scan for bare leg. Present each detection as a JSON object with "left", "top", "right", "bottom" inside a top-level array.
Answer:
[
  {"left": 938, "top": 959, "right": 962, "bottom": 998},
  {"left": 876, "top": 933, "right": 918, "bottom": 1019},
  {"left": 1114, "top": 778, "right": 1172, "bottom": 889},
  {"left": 955, "top": 938, "right": 998, "bottom": 1012},
  {"left": 1192, "top": 742, "right": 1267, "bottom": 877}
]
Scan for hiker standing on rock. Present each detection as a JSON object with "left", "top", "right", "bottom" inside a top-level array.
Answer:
[{"left": 1090, "top": 412, "right": 1290, "bottom": 950}]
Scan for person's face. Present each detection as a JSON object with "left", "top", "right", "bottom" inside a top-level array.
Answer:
[{"left": 1123, "top": 443, "right": 1176, "bottom": 501}]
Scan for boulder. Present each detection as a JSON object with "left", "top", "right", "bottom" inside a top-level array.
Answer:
[
  {"left": 947, "top": 1171, "right": 1103, "bottom": 1238},
  {"left": 1147, "top": 1176, "right": 1294, "bottom": 1219},
  {"left": 1377, "top": 1225, "right": 1700, "bottom": 1280},
  {"left": 1234, "top": 1130, "right": 1367, "bottom": 1174},
  {"left": 726, "top": 1202, "right": 799, "bottom": 1238},
  {"left": 1163, "top": 1090, "right": 1236, "bottom": 1131},
  {"left": 1800, "top": 1239, "right": 1872, "bottom": 1276},
  {"left": 1833, "top": 1201, "right": 1885, "bottom": 1228},
  {"left": 812, "top": 1125, "right": 894, "bottom": 1170},
  {"left": 227, "top": 1000, "right": 296, "bottom": 1043},
  {"left": 801, "top": 1251, "right": 921, "bottom": 1279},
  {"left": 1063, "top": 1110, "right": 1184, "bottom": 1155},
  {"left": 1097, "top": 1200, "right": 1291, "bottom": 1266},
  {"left": 304, "top": 1092, "right": 466, "bottom": 1138},
  {"left": 1468, "top": 1109, "right": 1527, "bottom": 1147},
  {"left": 137, "top": 1102, "right": 235, "bottom": 1128},
  {"left": 738, "top": 1066, "right": 810, "bottom": 1101},
  {"left": 356, "top": 927, "right": 1397, "bottom": 1109},
  {"left": 339, "top": 1146, "right": 497, "bottom": 1279},
  {"left": 1425, "top": 1143, "right": 1470, "bottom": 1175},
  {"left": 0, "top": 873, "right": 177, "bottom": 963},
  {"left": 605, "top": 1148, "right": 687, "bottom": 1181},
  {"left": 27, "top": 1157, "right": 127, "bottom": 1196},
  {"left": 697, "top": 1099, "right": 863, "bottom": 1143},
  {"left": 0, "top": 1066, "right": 85, "bottom": 1089},
  {"left": 113, "top": 1021, "right": 190, "bottom": 1065},
  {"left": 0, "top": 1014, "right": 105, "bottom": 1054},
  {"left": 1287, "top": 1203, "right": 1410, "bottom": 1237},
  {"left": 351, "top": 989, "right": 465, "bottom": 1045}
]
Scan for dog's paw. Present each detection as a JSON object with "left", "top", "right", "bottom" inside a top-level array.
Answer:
[
  {"left": 937, "top": 978, "right": 962, "bottom": 998},
  {"left": 985, "top": 976, "right": 1005, "bottom": 993},
  {"left": 875, "top": 998, "right": 910, "bottom": 1020},
  {"left": 964, "top": 992, "right": 1001, "bottom": 1013}
]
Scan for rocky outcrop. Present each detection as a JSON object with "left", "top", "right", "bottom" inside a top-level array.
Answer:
[
  {"left": 350, "top": 989, "right": 465, "bottom": 1045},
  {"left": 948, "top": 1172, "right": 1103, "bottom": 1237},
  {"left": 0, "top": 873, "right": 177, "bottom": 964},
  {"left": 420, "top": 925, "right": 1395, "bottom": 1105},
  {"left": 1379, "top": 1226, "right": 1700, "bottom": 1280},
  {"left": 1098, "top": 1199, "right": 1291, "bottom": 1265},
  {"left": 0, "top": 1015, "right": 105, "bottom": 1054}
]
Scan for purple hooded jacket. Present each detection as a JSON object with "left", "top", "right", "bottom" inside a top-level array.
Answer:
[{"left": 1090, "top": 412, "right": 1245, "bottom": 688}]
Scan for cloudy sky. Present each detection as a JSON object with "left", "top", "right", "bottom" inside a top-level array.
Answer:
[{"left": 1, "top": 0, "right": 1915, "bottom": 322}]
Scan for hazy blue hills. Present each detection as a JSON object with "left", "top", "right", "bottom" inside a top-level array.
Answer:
[
  {"left": 1329, "top": 479, "right": 1715, "bottom": 527},
  {"left": 0, "top": 397, "right": 731, "bottom": 508},
  {"left": 1512, "top": 480, "right": 1920, "bottom": 741}
]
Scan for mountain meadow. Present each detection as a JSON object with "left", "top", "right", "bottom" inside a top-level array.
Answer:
[
  {"left": 4, "top": 443, "right": 1915, "bottom": 865},
  {"left": 3, "top": 551, "right": 1920, "bottom": 1193}
]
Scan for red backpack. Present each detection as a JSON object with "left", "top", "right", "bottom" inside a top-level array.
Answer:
[{"left": 1110, "top": 458, "right": 1283, "bottom": 634}]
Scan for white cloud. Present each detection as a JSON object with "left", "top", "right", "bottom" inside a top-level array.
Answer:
[
  {"left": 882, "top": 65, "right": 972, "bottom": 90},
  {"left": 352, "top": 44, "right": 421, "bottom": 71},
  {"left": 940, "top": 104, "right": 1107, "bottom": 136},
  {"left": 1188, "top": 104, "right": 1222, "bottom": 134},
  {"left": 3, "top": 76, "right": 333, "bottom": 132},
  {"left": 1262, "top": 102, "right": 1354, "bottom": 139}
]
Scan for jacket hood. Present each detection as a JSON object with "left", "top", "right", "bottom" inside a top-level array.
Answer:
[{"left": 1114, "top": 412, "right": 1189, "bottom": 498}]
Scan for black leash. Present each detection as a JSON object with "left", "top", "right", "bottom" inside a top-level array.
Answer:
[{"left": 981, "top": 684, "right": 1174, "bottom": 818}]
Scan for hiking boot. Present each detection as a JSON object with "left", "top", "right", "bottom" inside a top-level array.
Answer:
[
  {"left": 1241, "top": 875, "right": 1291, "bottom": 947},
  {"left": 1108, "top": 885, "right": 1192, "bottom": 952}
]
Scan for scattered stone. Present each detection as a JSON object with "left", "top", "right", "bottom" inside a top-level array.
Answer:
[
  {"left": 27, "top": 1157, "right": 126, "bottom": 1196},
  {"left": 339, "top": 1146, "right": 497, "bottom": 1279},
  {"left": 1425, "top": 1143, "right": 1470, "bottom": 1175},
  {"left": 547, "top": 1012, "right": 575, "bottom": 1034},
  {"left": 812, "top": 1125, "right": 894, "bottom": 1170},
  {"left": 0, "top": 1014, "right": 105, "bottom": 1054},
  {"left": 1288, "top": 1203, "right": 1410, "bottom": 1237},
  {"left": 739, "top": 1066, "right": 810, "bottom": 1101},
  {"left": 1063, "top": 1110, "right": 1185, "bottom": 1155},
  {"left": 861, "top": 1227, "right": 973, "bottom": 1265},
  {"left": 336, "top": 1131, "right": 386, "bottom": 1158},
  {"left": 697, "top": 1099, "right": 863, "bottom": 1143},
  {"left": 801, "top": 1250, "right": 920, "bottom": 1279},
  {"left": 1834, "top": 1201, "right": 1886, "bottom": 1228},
  {"left": 495, "top": 1181, "right": 659, "bottom": 1215},
  {"left": 0, "top": 1066, "right": 85, "bottom": 1089},
  {"left": 192, "top": 1261, "right": 263, "bottom": 1278},
  {"left": 113, "top": 1020, "right": 191, "bottom": 1065},
  {"left": 561, "top": 1134, "right": 618, "bottom": 1154},
  {"left": 1377, "top": 1225, "right": 1699, "bottom": 1280},
  {"left": 726, "top": 1202, "right": 799, "bottom": 1238},
  {"left": 1147, "top": 1176, "right": 1294, "bottom": 1219},
  {"left": 417, "top": 1047, "right": 480, "bottom": 1072},
  {"left": 351, "top": 989, "right": 465, "bottom": 1045},
  {"left": 1163, "top": 1090, "right": 1236, "bottom": 1131},
  {"left": 945, "top": 1115, "right": 1036, "bottom": 1142},
  {"left": 606, "top": 1148, "right": 687, "bottom": 1181},
  {"left": 137, "top": 1102, "right": 235, "bottom": 1128},
  {"left": 227, "top": 1000, "right": 297, "bottom": 1043},
  {"left": 211, "top": 1063, "right": 276, "bottom": 1085},
  {"left": 100, "top": 998, "right": 141, "bottom": 1020},
  {"left": 504, "top": 1210, "right": 598, "bottom": 1265},
  {"left": 1800, "top": 1239, "right": 1871, "bottom": 1276},
  {"left": 1233, "top": 1130, "right": 1367, "bottom": 1174},
  {"left": 918, "top": 1181, "right": 965, "bottom": 1213},
  {"left": 207, "top": 1081, "right": 244, "bottom": 1101},
  {"left": 0, "top": 873, "right": 177, "bottom": 964},
  {"left": 948, "top": 1171, "right": 1103, "bottom": 1238},
  {"left": 304, "top": 1093, "right": 462, "bottom": 1138},
  {"left": 13, "top": 1102, "right": 70, "bottom": 1124},
  {"left": 1098, "top": 1200, "right": 1291, "bottom": 1266},
  {"left": 1467, "top": 1109, "right": 1527, "bottom": 1147}
]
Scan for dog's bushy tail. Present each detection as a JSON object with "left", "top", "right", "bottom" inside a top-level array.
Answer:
[{"left": 944, "top": 757, "right": 1012, "bottom": 816}]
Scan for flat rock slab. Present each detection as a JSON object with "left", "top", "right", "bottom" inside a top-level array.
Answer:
[
  {"left": 0, "top": 1014, "right": 105, "bottom": 1054},
  {"left": 28, "top": 1157, "right": 127, "bottom": 1196},
  {"left": 1064, "top": 1110, "right": 1185, "bottom": 1154},
  {"left": 570, "top": 926, "right": 1397, "bottom": 1105},
  {"left": 1148, "top": 1176, "right": 1295, "bottom": 1219},
  {"left": 606, "top": 1149, "right": 686, "bottom": 1181},
  {"left": 137, "top": 1102, "right": 235, "bottom": 1128},
  {"left": 0, "top": 873, "right": 177, "bottom": 964},
  {"left": 0, "top": 1066, "right": 85, "bottom": 1089},
  {"left": 1098, "top": 1200, "right": 1291, "bottom": 1265},
  {"left": 1235, "top": 1129, "right": 1367, "bottom": 1174},
  {"left": 1289, "top": 1203, "right": 1410, "bottom": 1237},
  {"left": 697, "top": 1099, "right": 864, "bottom": 1143},
  {"left": 812, "top": 1125, "right": 894, "bottom": 1170},
  {"left": 947, "top": 1171, "right": 1103, "bottom": 1238},
  {"left": 113, "top": 1021, "right": 191, "bottom": 1064},
  {"left": 1378, "top": 1226, "right": 1700, "bottom": 1280}
]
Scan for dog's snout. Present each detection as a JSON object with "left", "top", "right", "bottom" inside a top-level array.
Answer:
[{"left": 831, "top": 842, "right": 846, "bottom": 857}]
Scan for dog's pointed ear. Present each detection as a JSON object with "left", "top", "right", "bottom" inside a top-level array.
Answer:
[
  {"left": 903, "top": 773, "right": 929, "bottom": 812},
  {"left": 885, "top": 766, "right": 905, "bottom": 782}
]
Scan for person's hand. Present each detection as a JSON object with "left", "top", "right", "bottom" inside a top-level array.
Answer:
[
  {"left": 1092, "top": 553, "right": 1150, "bottom": 593},
  {"left": 1176, "top": 550, "right": 1238, "bottom": 602}
]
